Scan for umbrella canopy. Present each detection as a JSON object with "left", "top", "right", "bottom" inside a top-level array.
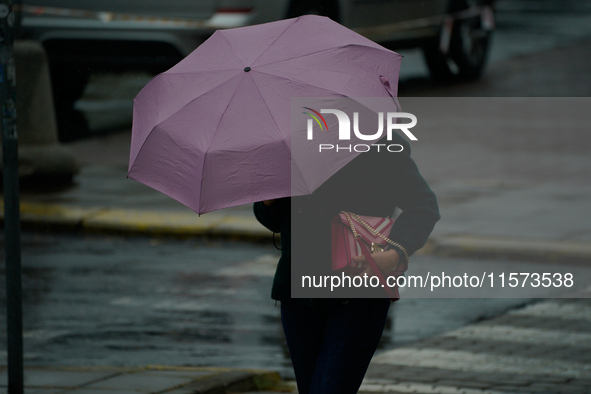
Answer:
[{"left": 128, "top": 15, "right": 402, "bottom": 214}]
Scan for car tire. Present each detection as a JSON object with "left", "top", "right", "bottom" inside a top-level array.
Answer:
[
  {"left": 50, "top": 65, "right": 90, "bottom": 141},
  {"left": 287, "top": 0, "right": 340, "bottom": 22},
  {"left": 423, "top": 0, "right": 493, "bottom": 81},
  {"left": 423, "top": 41, "right": 456, "bottom": 81}
]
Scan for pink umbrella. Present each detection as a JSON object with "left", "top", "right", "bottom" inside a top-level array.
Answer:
[{"left": 128, "top": 15, "right": 402, "bottom": 214}]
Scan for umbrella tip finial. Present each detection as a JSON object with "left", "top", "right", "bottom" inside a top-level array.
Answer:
[{"left": 244, "top": 66, "right": 251, "bottom": 72}]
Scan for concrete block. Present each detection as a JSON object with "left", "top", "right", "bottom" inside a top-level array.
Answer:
[{"left": 0, "top": 40, "right": 78, "bottom": 182}]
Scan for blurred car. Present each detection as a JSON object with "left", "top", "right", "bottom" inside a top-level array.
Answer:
[{"left": 19, "top": 0, "right": 494, "bottom": 140}]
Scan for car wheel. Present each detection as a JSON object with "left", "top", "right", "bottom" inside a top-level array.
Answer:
[
  {"left": 423, "top": 41, "right": 456, "bottom": 81},
  {"left": 50, "top": 65, "right": 90, "bottom": 141},
  {"left": 287, "top": 0, "right": 339, "bottom": 22},
  {"left": 423, "top": 0, "right": 493, "bottom": 81}
]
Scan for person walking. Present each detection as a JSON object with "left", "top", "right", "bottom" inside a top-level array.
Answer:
[{"left": 254, "top": 132, "right": 440, "bottom": 394}]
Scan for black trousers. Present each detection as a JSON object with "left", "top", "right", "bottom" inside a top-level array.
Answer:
[{"left": 281, "top": 298, "right": 391, "bottom": 394}]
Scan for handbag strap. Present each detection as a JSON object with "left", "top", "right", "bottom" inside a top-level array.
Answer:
[
  {"left": 342, "top": 212, "right": 401, "bottom": 301},
  {"left": 343, "top": 212, "right": 409, "bottom": 262}
]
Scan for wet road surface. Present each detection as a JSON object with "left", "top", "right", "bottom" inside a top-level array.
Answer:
[{"left": 1, "top": 232, "right": 534, "bottom": 377}]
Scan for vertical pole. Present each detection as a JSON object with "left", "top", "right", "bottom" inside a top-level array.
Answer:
[{"left": 1, "top": 0, "right": 23, "bottom": 393}]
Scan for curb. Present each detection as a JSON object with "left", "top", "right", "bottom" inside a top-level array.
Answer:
[
  {"left": 1, "top": 201, "right": 273, "bottom": 242},
  {"left": 431, "top": 235, "right": 591, "bottom": 263},
  {"left": 3, "top": 202, "right": 591, "bottom": 262}
]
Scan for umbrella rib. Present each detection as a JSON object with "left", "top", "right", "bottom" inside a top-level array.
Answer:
[
  {"left": 290, "top": 150, "right": 312, "bottom": 195},
  {"left": 251, "top": 45, "right": 402, "bottom": 99},
  {"left": 249, "top": 17, "right": 299, "bottom": 67},
  {"left": 251, "top": 69, "right": 351, "bottom": 99},
  {"left": 130, "top": 72, "right": 243, "bottom": 172},
  {"left": 198, "top": 73, "right": 246, "bottom": 212},
  {"left": 218, "top": 32, "right": 249, "bottom": 67},
  {"left": 255, "top": 43, "right": 400, "bottom": 69},
  {"left": 247, "top": 72, "right": 347, "bottom": 198},
  {"left": 165, "top": 68, "right": 244, "bottom": 75},
  {"left": 248, "top": 73, "right": 284, "bottom": 139},
  {"left": 243, "top": 71, "right": 309, "bottom": 196}
]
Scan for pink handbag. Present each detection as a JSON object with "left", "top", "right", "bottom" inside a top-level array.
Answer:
[{"left": 331, "top": 212, "right": 408, "bottom": 301}]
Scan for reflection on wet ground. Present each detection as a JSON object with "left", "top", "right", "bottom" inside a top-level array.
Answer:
[
  {"left": 1, "top": 233, "right": 291, "bottom": 374},
  {"left": 1, "top": 232, "right": 531, "bottom": 378}
]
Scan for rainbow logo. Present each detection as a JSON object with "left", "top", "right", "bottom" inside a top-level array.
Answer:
[{"left": 302, "top": 107, "right": 328, "bottom": 131}]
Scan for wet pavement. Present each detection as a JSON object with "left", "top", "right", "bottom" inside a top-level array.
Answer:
[
  {"left": 2, "top": 234, "right": 285, "bottom": 372},
  {"left": 1, "top": 232, "right": 539, "bottom": 379},
  {"left": 0, "top": 365, "right": 286, "bottom": 394}
]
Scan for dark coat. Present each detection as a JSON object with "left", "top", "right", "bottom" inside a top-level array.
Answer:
[{"left": 254, "top": 133, "right": 440, "bottom": 301}]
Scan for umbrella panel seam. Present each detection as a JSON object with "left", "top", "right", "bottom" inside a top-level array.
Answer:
[
  {"left": 252, "top": 68, "right": 354, "bottom": 99},
  {"left": 218, "top": 31, "right": 247, "bottom": 68},
  {"left": 129, "top": 129, "right": 201, "bottom": 213},
  {"left": 251, "top": 45, "right": 402, "bottom": 98},
  {"left": 130, "top": 71, "right": 243, "bottom": 171},
  {"left": 165, "top": 68, "right": 245, "bottom": 75},
  {"left": 245, "top": 17, "right": 299, "bottom": 68},
  {"left": 254, "top": 42, "right": 400, "bottom": 69},
  {"left": 249, "top": 72, "right": 285, "bottom": 140},
  {"left": 199, "top": 71, "right": 249, "bottom": 212}
]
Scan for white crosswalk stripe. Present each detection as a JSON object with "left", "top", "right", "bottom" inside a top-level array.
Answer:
[
  {"left": 360, "top": 380, "right": 508, "bottom": 394},
  {"left": 508, "top": 301, "right": 591, "bottom": 321},
  {"left": 372, "top": 347, "right": 591, "bottom": 378},
  {"left": 442, "top": 324, "right": 591, "bottom": 348}
]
